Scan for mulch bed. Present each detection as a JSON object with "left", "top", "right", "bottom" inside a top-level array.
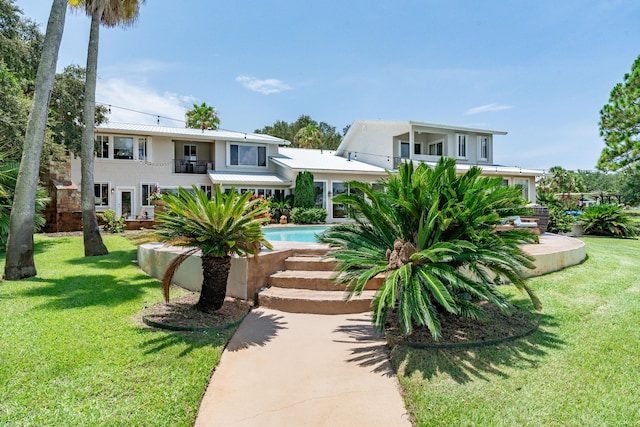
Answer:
[
  {"left": 386, "top": 300, "right": 539, "bottom": 348},
  {"left": 141, "top": 294, "right": 251, "bottom": 331}
]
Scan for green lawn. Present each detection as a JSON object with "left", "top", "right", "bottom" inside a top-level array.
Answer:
[
  {"left": 0, "top": 234, "right": 229, "bottom": 427},
  {"left": 394, "top": 236, "right": 640, "bottom": 426}
]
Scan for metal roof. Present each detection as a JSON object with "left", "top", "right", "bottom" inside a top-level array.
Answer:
[
  {"left": 96, "top": 122, "right": 290, "bottom": 145},
  {"left": 271, "top": 147, "right": 388, "bottom": 173},
  {"left": 207, "top": 171, "right": 291, "bottom": 186}
]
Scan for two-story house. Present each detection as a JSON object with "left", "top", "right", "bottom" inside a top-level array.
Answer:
[{"left": 53, "top": 119, "right": 543, "bottom": 230}]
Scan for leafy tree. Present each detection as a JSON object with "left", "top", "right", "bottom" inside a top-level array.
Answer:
[
  {"left": 185, "top": 102, "right": 219, "bottom": 132},
  {"left": 0, "top": 67, "right": 29, "bottom": 159},
  {"left": 155, "top": 186, "right": 272, "bottom": 312},
  {"left": 294, "top": 124, "right": 321, "bottom": 149},
  {"left": 255, "top": 114, "right": 343, "bottom": 150},
  {"left": 538, "top": 166, "right": 586, "bottom": 195},
  {"left": 618, "top": 166, "right": 640, "bottom": 206},
  {"left": 319, "top": 158, "right": 540, "bottom": 339},
  {"left": 576, "top": 169, "right": 620, "bottom": 195},
  {"left": 4, "top": 0, "right": 66, "bottom": 280},
  {"left": 0, "top": 0, "right": 44, "bottom": 88},
  {"left": 598, "top": 55, "right": 640, "bottom": 171},
  {"left": 293, "top": 171, "right": 314, "bottom": 208},
  {"left": 49, "top": 64, "right": 108, "bottom": 157},
  {"left": 72, "top": 0, "right": 143, "bottom": 257}
]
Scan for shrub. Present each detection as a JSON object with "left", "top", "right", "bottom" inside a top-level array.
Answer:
[
  {"left": 293, "top": 171, "right": 314, "bottom": 208},
  {"left": 290, "top": 207, "right": 327, "bottom": 224},
  {"left": 99, "top": 209, "right": 126, "bottom": 233},
  {"left": 547, "top": 206, "right": 576, "bottom": 233},
  {"left": 580, "top": 204, "right": 639, "bottom": 238}
]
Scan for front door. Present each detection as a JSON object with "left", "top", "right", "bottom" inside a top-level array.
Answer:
[{"left": 116, "top": 189, "right": 133, "bottom": 218}]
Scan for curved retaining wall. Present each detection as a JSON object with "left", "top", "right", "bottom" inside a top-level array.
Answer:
[{"left": 138, "top": 235, "right": 587, "bottom": 302}]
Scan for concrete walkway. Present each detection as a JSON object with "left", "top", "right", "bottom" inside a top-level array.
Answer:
[{"left": 194, "top": 308, "right": 412, "bottom": 426}]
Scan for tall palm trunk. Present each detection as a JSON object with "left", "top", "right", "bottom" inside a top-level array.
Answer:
[
  {"left": 80, "top": 5, "right": 108, "bottom": 257},
  {"left": 4, "top": 0, "right": 66, "bottom": 280},
  {"left": 197, "top": 255, "right": 231, "bottom": 312}
]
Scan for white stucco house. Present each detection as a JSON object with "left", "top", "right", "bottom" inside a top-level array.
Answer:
[{"left": 62, "top": 120, "right": 544, "bottom": 225}]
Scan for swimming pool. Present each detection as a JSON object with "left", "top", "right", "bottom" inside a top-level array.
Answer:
[{"left": 262, "top": 225, "right": 331, "bottom": 243}]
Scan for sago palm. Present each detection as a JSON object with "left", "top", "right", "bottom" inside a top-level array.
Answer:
[
  {"left": 319, "top": 158, "right": 541, "bottom": 340},
  {"left": 155, "top": 186, "right": 272, "bottom": 312}
]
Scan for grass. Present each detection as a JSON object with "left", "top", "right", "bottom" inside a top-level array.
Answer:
[
  {"left": 0, "top": 234, "right": 231, "bottom": 427},
  {"left": 393, "top": 236, "right": 640, "bottom": 426}
]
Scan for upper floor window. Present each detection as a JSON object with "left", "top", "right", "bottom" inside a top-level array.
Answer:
[
  {"left": 478, "top": 136, "right": 489, "bottom": 160},
  {"left": 229, "top": 143, "right": 267, "bottom": 167},
  {"left": 114, "top": 136, "right": 133, "bottom": 159},
  {"left": 138, "top": 138, "right": 148, "bottom": 161},
  {"left": 96, "top": 135, "right": 109, "bottom": 158},
  {"left": 428, "top": 141, "right": 443, "bottom": 156},
  {"left": 94, "top": 183, "right": 109, "bottom": 206},
  {"left": 184, "top": 144, "right": 197, "bottom": 160},
  {"left": 457, "top": 134, "right": 467, "bottom": 158}
]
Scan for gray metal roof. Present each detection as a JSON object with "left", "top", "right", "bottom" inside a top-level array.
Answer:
[
  {"left": 207, "top": 171, "right": 291, "bottom": 186},
  {"left": 272, "top": 147, "right": 388, "bottom": 173},
  {"left": 97, "top": 122, "right": 290, "bottom": 145}
]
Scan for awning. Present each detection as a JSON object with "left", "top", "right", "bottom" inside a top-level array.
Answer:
[{"left": 207, "top": 171, "right": 291, "bottom": 187}]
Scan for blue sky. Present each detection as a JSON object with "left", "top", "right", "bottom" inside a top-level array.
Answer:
[{"left": 15, "top": 0, "right": 640, "bottom": 171}]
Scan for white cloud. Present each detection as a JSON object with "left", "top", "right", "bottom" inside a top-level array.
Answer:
[
  {"left": 96, "top": 78, "right": 194, "bottom": 126},
  {"left": 464, "top": 103, "right": 513, "bottom": 115},
  {"left": 235, "top": 75, "right": 292, "bottom": 95}
]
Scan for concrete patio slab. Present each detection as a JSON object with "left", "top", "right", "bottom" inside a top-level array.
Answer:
[{"left": 194, "top": 308, "right": 412, "bottom": 427}]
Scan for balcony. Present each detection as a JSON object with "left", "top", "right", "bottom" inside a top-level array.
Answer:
[{"left": 174, "top": 159, "right": 210, "bottom": 174}]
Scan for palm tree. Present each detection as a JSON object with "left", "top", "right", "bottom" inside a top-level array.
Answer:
[
  {"left": 155, "top": 186, "right": 272, "bottom": 312},
  {"left": 4, "top": 0, "right": 66, "bottom": 280},
  {"left": 185, "top": 102, "right": 220, "bottom": 132},
  {"left": 294, "top": 124, "right": 321, "bottom": 149},
  {"left": 319, "top": 158, "right": 541, "bottom": 340},
  {"left": 73, "top": 0, "right": 143, "bottom": 256}
]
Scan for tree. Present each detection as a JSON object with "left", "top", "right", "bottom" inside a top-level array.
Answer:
[
  {"left": 73, "top": 0, "right": 142, "bottom": 257},
  {"left": 255, "top": 115, "right": 344, "bottom": 150},
  {"left": 48, "top": 65, "right": 108, "bottom": 158},
  {"left": 185, "top": 102, "right": 219, "bottom": 132},
  {"left": 0, "top": 67, "right": 29, "bottom": 159},
  {"left": 319, "top": 158, "right": 540, "bottom": 339},
  {"left": 155, "top": 186, "right": 272, "bottom": 312},
  {"left": 294, "top": 124, "right": 321, "bottom": 149},
  {"left": 598, "top": 55, "right": 640, "bottom": 171},
  {"left": 4, "top": 0, "right": 66, "bottom": 280},
  {"left": 538, "top": 166, "right": 586, "bottom": 195},
  {"left": 293, "top": 171, "right": 314, "bottom": 208}
]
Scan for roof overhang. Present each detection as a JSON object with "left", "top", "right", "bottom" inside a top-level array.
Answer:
[{"left": 207, "top": 171, "right": 292, "bottom": 187}]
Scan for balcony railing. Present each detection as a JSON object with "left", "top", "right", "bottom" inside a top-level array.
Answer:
[{"left": 174, "top": 159, "right": 209, "bottom": 174}]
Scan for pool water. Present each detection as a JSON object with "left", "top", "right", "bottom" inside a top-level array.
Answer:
[{"left": 262, "top": 225, "right": 331, "bottom": 243}]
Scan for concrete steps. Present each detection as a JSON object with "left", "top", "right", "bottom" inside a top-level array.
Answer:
[{"left": 258, "top": 253, "right": 384, "bottom": 315}]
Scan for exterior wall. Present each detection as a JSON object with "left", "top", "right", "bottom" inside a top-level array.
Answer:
[{"left": 338, "top": 121, "right": 410, "bottom": 169}]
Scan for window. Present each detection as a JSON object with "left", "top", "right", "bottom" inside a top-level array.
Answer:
[
  {"left": 200, "top": 185, "right": 213, "bottom": 199},
  {"left": 95, "top": 135, "right": 109, "bottom": 158},
  {"left": 94, "top": 183, "right": 109, "bottom": 206},
  {"left": 457, "top": 135, "right": 467, "bottom": 158},
  {"left": 230, "top": 144, "right": 267, "bottom": 167},
  {"left": 400, "top": 142, "right": 410, "bottom": 158},
  {"left": 428, "top": 141, "right": 443, "bottom": 156},
  {"left": 514, "top": 178, "right": 529, "bottom": 201},
  {"left": 478, "top": 136, "right": 489, "bottom": 160},
  {"left": 313, "top": 181, "right": 326, "bottom": 209},
  {"left": 141, "top": 183, "right": 155, "bottom": 206},
  {"left": 414, "top": 143, "right": 421, "bottom": 155},
  {"left": 183, "top": 144, "right": 196, "bottom": 159},
  {"left": 114, "top": 136, "right": 134, "bottom": 159},
  {"left": 138, "top": 138, "right": 148, "bottom": 161}
]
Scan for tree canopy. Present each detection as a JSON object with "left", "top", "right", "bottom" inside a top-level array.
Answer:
[
  {"left": 255, "top": 114, "right": 345, "bottom": 150},
  {"left": 185, "top": 102, "right": 219, "bottom": 131},
  {"left": 598, "top": 55, "right": 640, "bottom": 171}
]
